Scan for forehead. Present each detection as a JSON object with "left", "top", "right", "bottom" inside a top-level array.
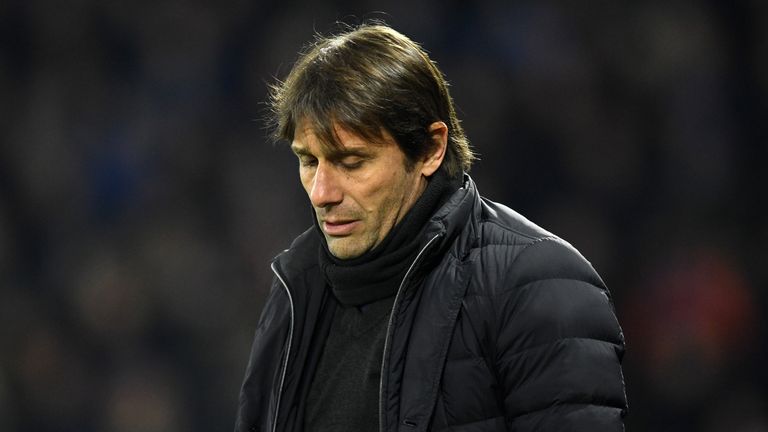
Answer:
[{"left": 291, "top": 120, "right": 396, "bottom": 154}]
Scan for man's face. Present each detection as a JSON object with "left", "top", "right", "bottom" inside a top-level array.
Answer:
[{"left": 291, "top": 122, "right": 429, "bottom": 259}]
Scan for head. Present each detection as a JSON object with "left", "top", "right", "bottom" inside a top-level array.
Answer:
[{"left": 270, "top": 23, "right": 475, "bottom": 259}]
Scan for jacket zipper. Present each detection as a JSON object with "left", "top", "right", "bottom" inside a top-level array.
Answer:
[
  {"left": 379, "top": 233, "right": 443, "bottom": 432},
  {"left": 270, "top": 262, "right": 295, "bottom": 432}
]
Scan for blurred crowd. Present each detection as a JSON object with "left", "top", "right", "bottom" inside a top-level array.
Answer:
[{"left": 1, "top": 1, "right": 766, "bottom": 431}]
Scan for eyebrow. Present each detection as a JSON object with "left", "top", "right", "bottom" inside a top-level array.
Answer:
[
  {"left": 290, "top": 145, "right": 312, "bottom": 157},
  {"left": 290, "top": 144, "right": 374, "bottom": 160}
]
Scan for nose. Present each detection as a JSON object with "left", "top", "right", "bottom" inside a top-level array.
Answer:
[{"left": 309, "top": 162, "right": 343, "bottom": 208}]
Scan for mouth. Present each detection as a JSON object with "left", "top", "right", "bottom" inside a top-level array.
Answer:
[{"left": 322, "top": 219, "right": 360, "bottom": 236}]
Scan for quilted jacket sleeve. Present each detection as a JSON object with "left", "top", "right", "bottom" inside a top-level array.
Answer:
[{"left": 495, "top": 238, "right": 627, "bottom": 431}]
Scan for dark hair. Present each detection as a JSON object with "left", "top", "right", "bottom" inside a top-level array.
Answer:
[{"left": 268, "top": 23, "right": 475, "bottom": 177}]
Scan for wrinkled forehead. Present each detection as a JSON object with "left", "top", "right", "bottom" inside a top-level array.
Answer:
[{"left": 292, "top": 117, "right": 392, "bottom": 153}]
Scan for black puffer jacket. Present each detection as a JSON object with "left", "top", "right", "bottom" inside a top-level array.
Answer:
[{"left": 236, "top": 176, "right": 627, "bottom": 432}]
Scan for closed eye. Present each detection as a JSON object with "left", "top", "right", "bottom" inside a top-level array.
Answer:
[
  {"left": 298, "top": 156, "right": 317, "bottom": 168},
  {"left": 338, "top": 157, "right": 365, "bottom": 170}
]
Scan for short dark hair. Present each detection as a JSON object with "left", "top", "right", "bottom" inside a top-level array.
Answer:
[{"left": 268, "top": 23, "right": 475, "bottom": 177}]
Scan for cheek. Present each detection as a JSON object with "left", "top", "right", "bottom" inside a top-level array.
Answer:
[
  {"left": 353, "top": 162, "right": 413, "bottom": 215},
  {"left": 299, "top": 169, "right": 314, "bottom": 193},
  {"left": 357, "top": 175, "right": 398, "bottom": 213},
  {"left": 374, "top": 177, "right": 411, "bottom": 218}
]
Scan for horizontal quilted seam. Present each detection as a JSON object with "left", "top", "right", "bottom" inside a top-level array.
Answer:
[
  {"left": 506, "top": 402, "right": 626, "bottom": 423},
  {"left": 499, "top": 336, "right": 623, "bottom": 361}
]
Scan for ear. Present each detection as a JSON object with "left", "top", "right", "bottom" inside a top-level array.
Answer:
[{"left": 420, "top": 121, "right": 448, "bottom": 177}]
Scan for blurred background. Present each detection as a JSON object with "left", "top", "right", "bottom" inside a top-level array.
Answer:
[{"left": 1, "top": 0, "right": 766, "bottom": 431}]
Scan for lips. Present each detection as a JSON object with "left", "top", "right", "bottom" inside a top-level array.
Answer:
[{"left": 322, "top": 219, "right": 360, "bottom": 236}]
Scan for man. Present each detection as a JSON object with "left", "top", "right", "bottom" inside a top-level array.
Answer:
[{"left": 236, "top": 23, "right": 627, "bottom": 432}]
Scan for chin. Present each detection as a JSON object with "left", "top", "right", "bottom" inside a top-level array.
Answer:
[
  {"left": 327, "top": 238, "right": 370, "bottom": 260},
  {"left": 327, "top": 242, "right": 360, "bottom": 260}
]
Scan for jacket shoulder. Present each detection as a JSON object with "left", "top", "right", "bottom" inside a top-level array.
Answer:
[
  {"left": 478, "top": 197, "right": 556, "bottom": 243},
  {"left": 468, "top": 197, "right": 607, "bottom": 299}
]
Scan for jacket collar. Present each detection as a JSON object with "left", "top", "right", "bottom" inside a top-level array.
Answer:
[{"left": 425, "top": 173, "right": 477, "bottom": 258}]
